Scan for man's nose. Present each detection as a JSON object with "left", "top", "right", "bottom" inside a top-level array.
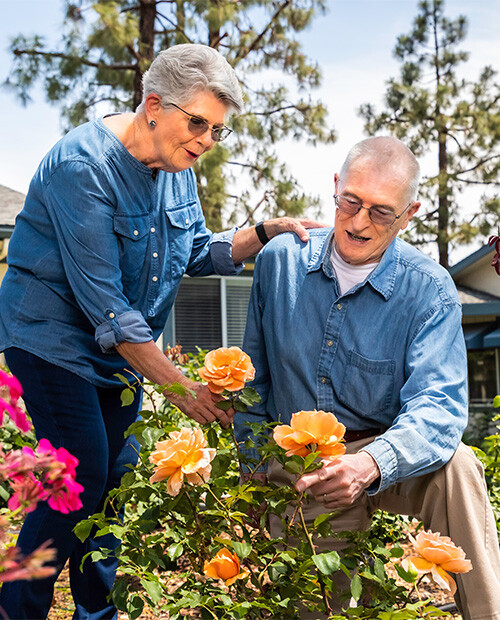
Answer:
[{"left": 350, "top": 205, "right": 372, "bottom": 228}]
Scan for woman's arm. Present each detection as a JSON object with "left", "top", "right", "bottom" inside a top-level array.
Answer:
[
  {"left": 231, "top": 218, "right": 327, "bottom": 264},
  {"left": 116, "top": 340, "right": 234, "bottom": 427}
]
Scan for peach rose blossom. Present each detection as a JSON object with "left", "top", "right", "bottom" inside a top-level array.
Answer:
[
  {"left": 403, "top": 530, "right": 472, "bottom": 595},
  {"left": 203, "top": 548, "right": 249, "bottom": 586},
  {"left": 149, "top": 428, "right": 215, "bottom": 496},
  {"left": 273, "top": 410, "right": 346, "bottom": 460},
  {"left": 198, "top": 347, "right": 255, "bottom": 394}
]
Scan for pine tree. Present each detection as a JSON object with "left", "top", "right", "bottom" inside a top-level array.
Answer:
[
  {"left": 4, "top": 0, "right": 336, "bottom": 230},
  {"left": 359, "top": 0, "right": 500, "bottom": 268}
]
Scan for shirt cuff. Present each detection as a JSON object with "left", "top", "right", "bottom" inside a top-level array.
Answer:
[
  {"left": 210, "top": 227, "right": 244, "bottom": 275},
  {"left": 95, "top": 309, "right": 154, "bottom": 353},
  {"left": 360, "top": 437, "right": 399, "bottom": 495}
]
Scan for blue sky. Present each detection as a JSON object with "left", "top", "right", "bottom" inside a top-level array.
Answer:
[{"left": 1, "top": 0, "right": 498, "bottom": 261}]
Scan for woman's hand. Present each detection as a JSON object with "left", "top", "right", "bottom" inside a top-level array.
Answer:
[
  {"left": 115, "top": 340, "right": 234, "bottom": 426},
  {"left": 231, "top": 217, "right": 329, "bottom": 264},
  {"left": 167, "top": 380, "right": 235, "bottom": 427}
]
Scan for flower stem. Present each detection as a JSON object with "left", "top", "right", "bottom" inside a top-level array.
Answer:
[{"left": 297, "top": 502, "right": 332, "bottom": 615}]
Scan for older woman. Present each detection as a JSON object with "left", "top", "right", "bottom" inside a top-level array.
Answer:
[{"left": 0, "top": 44, "right": 318, "bottom": 619}]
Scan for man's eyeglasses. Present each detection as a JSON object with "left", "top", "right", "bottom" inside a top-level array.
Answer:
[
  {"left": 333, "top": 194, "right": 413, "bottom": 227},
  {"left": 166, "top": 102, "right": 232, "bottom": 142}
]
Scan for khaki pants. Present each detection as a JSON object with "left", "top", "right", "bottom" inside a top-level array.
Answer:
[{"left": 268, "top": 439, "right": 500, "bottom": 620}]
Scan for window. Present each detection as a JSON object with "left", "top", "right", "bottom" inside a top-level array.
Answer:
[
  {"left": 468, "top": 349, "right": 499, "bottom": 403},
  {"left": 165, "top": 276, "right": 253, "bottom": 354}
]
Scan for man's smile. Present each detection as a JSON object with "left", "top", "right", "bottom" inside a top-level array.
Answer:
[{"left": 346, "top": 230, "right": 370, "bottom": 242}]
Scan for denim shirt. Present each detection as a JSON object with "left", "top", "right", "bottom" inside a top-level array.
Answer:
[
  {"left": 0, "top": 118, "right": 242, "bottom": 386},
  {"left": 235, "top": 229, "right": 468, "bottom": 493}
]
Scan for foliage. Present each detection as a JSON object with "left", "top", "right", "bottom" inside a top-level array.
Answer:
[
  {"left": 75, "top": 350, "right": 453, "bottom": 619},
  {"left": 359, "top": 0, "right": 500, "bottom": 268},
  {"left": 472, "top": 396, "right": 500, "bottom": 536},
  {"left": 4, "top": 0, "right": 336, "bottom": 230}
]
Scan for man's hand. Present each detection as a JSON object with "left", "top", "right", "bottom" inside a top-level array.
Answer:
[
  {"left": 295, "top": 452, "right": 380, "bottom": 510},
  {"left": 167, "top": 381, "right": 234, "bottom": 428}
]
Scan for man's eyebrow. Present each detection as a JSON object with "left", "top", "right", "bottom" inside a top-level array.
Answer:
[{"left": 343, "top": 191, "right": 396, "bottom": 213}]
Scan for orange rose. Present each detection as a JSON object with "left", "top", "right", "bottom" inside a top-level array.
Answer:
[
  {"left": 198, "top": 347, "right": 255, "bottom": 394},
  {"left": 149, "top": 427, "right": 215, "bottom": 496},
  {"left": 273, "top": 410, "right": 346, "bottom": 460},
  {"left": 203, "top": 548, "right": 249, "bottom": 586},
  {"left": 403, "top": 530, "right": 472, "bottom": 595}
]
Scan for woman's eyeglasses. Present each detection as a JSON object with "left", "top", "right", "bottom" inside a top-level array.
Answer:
[
  {"left": 334, "top": 194, "right": 413, "bottom": 226},
  {"left": 167, "top": 102, "right": 232, "bottom": 142}
]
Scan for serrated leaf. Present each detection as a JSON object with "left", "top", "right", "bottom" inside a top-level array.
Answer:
[
  {"left": 114, "top": 373, "right": 131, "bottom": 385},
  {"left": 350, "top": 573, "right": 362, "bottom": 601},
  {"left": 493, "top": 395, "right": 500, "bottom": 408},
  {"left": 312, "top": 550, "right": 340, "bottom": 575},
  {"left": 283, "top": 460, "right": 302, "bottom": 475}
]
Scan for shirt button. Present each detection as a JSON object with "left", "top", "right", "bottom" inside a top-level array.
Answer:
[
  {"left": 336, "top": 303, "right": 343, "bottom": 310},
  {"left": 153, "top": 252, "right": 158, "bottom": 258},
  {"left": 133, "top": 230, "right": 139, "bottom": 236},
  {"left": 321, "top": 377, "right": 328, "bottom": 383},
  {"left": 150, "top": 227, "right": 156, "bottom": 233},
  {"left": 152, "top": 276, "right": 158, "bottom": 282},
  {"left": 185, "top": 218, "right": 189, "bottom": 225},
  {"left": 108, "top": 312, "right": 115, "bottom": 319},
  {"left": 327, "top": 340, "right": 334, "bottom": 347}
]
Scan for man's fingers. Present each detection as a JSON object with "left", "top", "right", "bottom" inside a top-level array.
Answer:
[{"left": 297, "top": 218, "right": 330, "bottom": 229}]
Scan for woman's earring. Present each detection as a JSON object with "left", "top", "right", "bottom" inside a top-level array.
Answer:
[{"left": 149, "top": 119, "right": 157, "bottom": 128}]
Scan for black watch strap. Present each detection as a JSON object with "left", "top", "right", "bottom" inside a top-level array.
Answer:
[{"left": 255, "top": 221, "right": 270, "bottom": 245}]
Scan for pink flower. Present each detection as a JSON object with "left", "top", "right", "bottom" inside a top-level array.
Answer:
[
  {"left": 0, "top": 370, "right": 31, "bottom": 433},
  {"left": 7, "top": 474, "right": 48, "bottom": 513}
]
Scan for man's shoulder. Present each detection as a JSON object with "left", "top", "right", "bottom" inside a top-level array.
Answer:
[{"left": 396, "top": 238, "right": 459, "bottom": 301}]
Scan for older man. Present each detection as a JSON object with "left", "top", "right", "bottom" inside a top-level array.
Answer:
[{"left": 236, "top": 136, "right": 500, "bottom": 619}]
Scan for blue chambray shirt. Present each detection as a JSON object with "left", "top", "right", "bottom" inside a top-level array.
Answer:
[
  {"left": 235, "top": 228, "right": 468, "bottom": 493},
  {"left": 0, "top": 118, "right": 242, "bottom": 387}
]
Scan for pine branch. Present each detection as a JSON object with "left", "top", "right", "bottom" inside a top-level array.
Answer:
[{"left": 12, "top": 48, "right": 136, "bottom": 71}]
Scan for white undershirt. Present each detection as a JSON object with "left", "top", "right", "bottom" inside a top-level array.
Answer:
[{"left": 330, "top": 244, "right": 379, "bottom": 296}]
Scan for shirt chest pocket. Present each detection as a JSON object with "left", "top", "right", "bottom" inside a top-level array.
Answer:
[
  {"left": 165, "top": 202, "right": 198, "bottom": 280},
  {"left": 113, "top": 214, "right": 150, "bottom": 282},
  {"left": 338, "top": 350, "right": 395, "bottom": 418}
]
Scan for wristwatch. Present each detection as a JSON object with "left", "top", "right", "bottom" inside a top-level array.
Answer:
[{"left": 255, "top": 221, "right": 270, "bottom": 245}]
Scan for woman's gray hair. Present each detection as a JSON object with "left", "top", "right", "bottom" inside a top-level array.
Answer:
[
  {"left": 138, "top": 44, "right": 243, "bottom": 113},
  {"left": 338, "top": 136, "right": 421, "bottom": 203}
]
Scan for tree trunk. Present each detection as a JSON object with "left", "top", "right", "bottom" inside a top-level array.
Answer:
[
  {"left": 437, "top": 136, "right": 449, "bottom": 269},
  {"left": 132, "top": 0, "right": 157, "bottom": 110}
]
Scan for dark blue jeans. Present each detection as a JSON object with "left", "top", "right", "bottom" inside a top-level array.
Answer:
[{"left": 0, "top": 348, "right": 141, "bottom": 620}]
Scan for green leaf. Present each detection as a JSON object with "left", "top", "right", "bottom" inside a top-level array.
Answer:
[
  {"left": 215, "top": 400, "right": 232, "bottom": 411},
  {"left": 167, "top": 542, "right": 184, "bottom": 560},
  {"left": 232, "top": 541, "right": 252, "bottom": 559},
  {"left": 73, "top": 519, "right": 94, "bottom": 542},
  {"left": 493, "top": 395, "right": 500, "bottom": 408},
  {"left": 312, "top": 550, "right": 341, "bottom": 575},
  {"left": 120, "top": 388, "right": 135, "bottom": 407},
  {"left": 233, "top": 400, "right": 248, "bottom": 413},
  {"left": 207, "top": 426, "right": 219, "bottom": 448},
  {"left": 114, "top": 373, "right": 131, "bottom": 385},
  {"left": 141, "top": 578, "right": 163, "bottom": 604},
  {"left": 394, "top": 560, "right": 418, "bottom": 584},
  {"left": 283, "top": 460, "right": 302, "bottom": 475},
  {"left": 350, "top": 573, "right": 362, "bottom": 601}
]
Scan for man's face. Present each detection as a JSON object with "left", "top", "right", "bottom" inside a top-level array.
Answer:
[{"left": 333, "top": 162, "right": 420, "bottom": 265}]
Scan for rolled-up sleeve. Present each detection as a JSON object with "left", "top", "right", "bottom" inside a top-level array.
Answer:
[
  {"left": 43, "top": 161, "right": 153, "bottom": 351},
  {"left": 210, "top": 228, "right": 244, "bottom": 275}
]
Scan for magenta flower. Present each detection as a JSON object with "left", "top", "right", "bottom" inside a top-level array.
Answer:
[{"left": 0, "top": 369, "right": 31, "bottom": 433}]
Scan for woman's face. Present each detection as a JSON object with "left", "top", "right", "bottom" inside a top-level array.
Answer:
[{"left": 152, "top": 91, "right": 229, "bottom": 173}]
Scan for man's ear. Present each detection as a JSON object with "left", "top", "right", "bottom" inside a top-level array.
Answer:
[
  {"left": 334, "top": 173, "right": 339, "bottom": 193},
  {"left": 400, "top": 202, "right": 420, "bottom": 230}
]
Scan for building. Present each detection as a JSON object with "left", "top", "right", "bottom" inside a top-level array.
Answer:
[{"left": 0, "top": 185, "right": 25, "bottom": 280}]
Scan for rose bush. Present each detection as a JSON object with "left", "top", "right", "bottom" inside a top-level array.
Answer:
[{"left": 74, "top": 348, "right": 461, "bottom": 619}]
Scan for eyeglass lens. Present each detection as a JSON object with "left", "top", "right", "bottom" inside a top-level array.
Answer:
[
  {"left": 187, "top": 117, "right": 230, "bottom": 142},
  {"left": 335, "top": 195, "right": 396, "bottom": 225}
]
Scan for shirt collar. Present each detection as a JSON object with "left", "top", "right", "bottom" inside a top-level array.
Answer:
[{"left": 306, "top": 228, "right": 400, "bottom": 301}]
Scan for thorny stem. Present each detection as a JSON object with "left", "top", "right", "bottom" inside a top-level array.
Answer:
[
  {"left": 185, "top": 490, "right": 202, "bottom": 533},
  {"left": 297, "top": 502, "right": 332, "bottom": 614}
]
